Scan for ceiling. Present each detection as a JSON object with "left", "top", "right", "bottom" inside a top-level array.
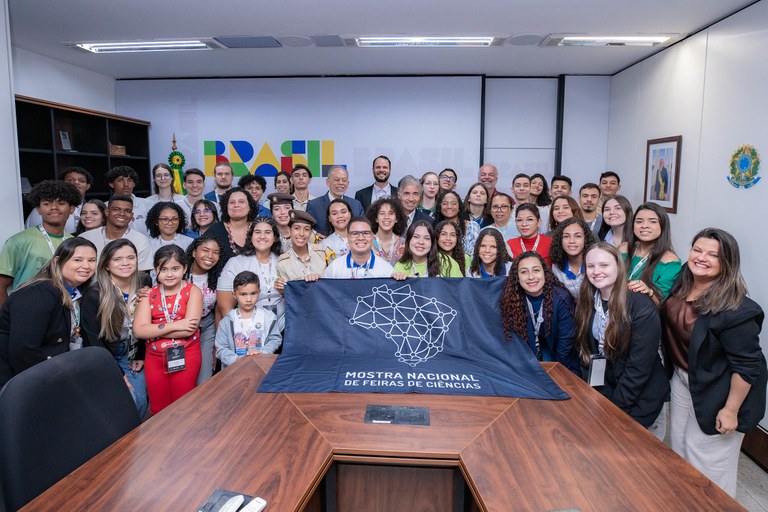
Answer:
[{"left": 8, "top": 0, "right": 758, "bottom": 79}]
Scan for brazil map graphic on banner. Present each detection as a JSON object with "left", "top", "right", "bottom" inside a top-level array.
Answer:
[{"left": 259, "top": 278, "right": 569, "bottom": 400}]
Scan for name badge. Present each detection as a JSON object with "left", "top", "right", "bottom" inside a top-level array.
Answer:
[
  {"left": 167, "top": 345, "right": 186, "bottom": 372},
  {"left": 588, "top": 354, "right": 607, "bottom": 387}
]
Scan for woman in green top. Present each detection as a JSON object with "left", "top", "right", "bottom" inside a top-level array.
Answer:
[
  {"left": 623, "top": 202, "right": 682, "bottom": 305},
  {"left": 393, "top": 221, "right": 463, "bottom": 278},
  {"left": 435, "top": 220, "right": 470, "bottom": 276}
]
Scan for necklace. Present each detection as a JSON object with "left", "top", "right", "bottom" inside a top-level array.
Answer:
[{"left": 224, "top": 222, "right": 249, "bottom": 255}]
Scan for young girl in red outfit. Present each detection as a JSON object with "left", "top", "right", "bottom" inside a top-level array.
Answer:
[{"left": 134, "top": 245, "right": 202, "bottom": 415}]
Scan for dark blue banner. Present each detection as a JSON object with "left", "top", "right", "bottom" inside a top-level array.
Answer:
[{"left": 259, "top": 278, "right": 569, "bottom": 400}]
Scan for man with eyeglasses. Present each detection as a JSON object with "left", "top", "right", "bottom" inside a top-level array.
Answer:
[
  {"left": 306, "top": 166, "right": 364, "bottom": 235},
  {"left": 438, "top": 168, "right": 458, "bottom": 193},
  {"left": 354, "top": 156, "right": 398, "bottom": 212},
  {"left": 25, "top": 167, "right": 92, "bottom": 233},
  {"left": 105, "top": 166, "right": 152, "bottom": 236},
  {"left": 478, "top": 164, "right": 499, "bottom": 197},
  {"left": 323, "top": 218, "right": 396, "bottom": 279},
  {"left": 78, "top": 194, "right": 153, "bottom": 271}
]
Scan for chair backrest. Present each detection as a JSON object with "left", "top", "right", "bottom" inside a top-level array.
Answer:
[{"left": 0, "top": 347, "right": 141, "bottom": 511}]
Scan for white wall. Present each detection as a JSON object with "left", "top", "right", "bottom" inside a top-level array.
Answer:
[
  {"left": 562, "top": 75, "right": 611, "bottom": 191},
  {"left": 0, "top": 0, "right": 22, "bottom": 239},
  {"left": 608, "top": 1, "right": 768, "bottom": 424},
  {"left": 12, "top": 47, "right": 115, "bottom": 113}
]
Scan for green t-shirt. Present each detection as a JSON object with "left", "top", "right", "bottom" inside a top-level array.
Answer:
[
  {"left": 393, "top": 255, "right": 463, "bottom": 278},
  {"left": 627, "top": 254, "right": 682, "bottom": 300},
  {"left": 0, "top": 227, "right": 70, "bottom": 290}
]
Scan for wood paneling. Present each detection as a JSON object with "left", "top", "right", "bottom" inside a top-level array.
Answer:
[{"left": 336, "top": 464, "right": 455, "bottom": 512}]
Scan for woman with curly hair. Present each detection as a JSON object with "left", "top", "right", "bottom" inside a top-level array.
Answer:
[
  {"left": 467, "top": 227, "right": 511, "bottom": 278},
  {"left": 205, "top": 187, "right": 259, "bottom": 264},
  {"left": 321, "top": 198, "right": 353, "bottom": 260},
  {"left": 597, "top": 195, "right": 633, "bottom": 248},
  {"left": 547, "top": 195, "right": 584, "bottom": 234},
  {"left": 434, "top": 190, "right": 480, "bottom": 255},
  {"left": 500, "top": 251, "right": 579, "bottom": 375},
  {"left": 145, "top": 201, "right": 193, "bottom": 255},
  {"left": 368, "top": 197, "right": 407, "bottom": 265},
  {"left": 549, "top": 217, "right": 596, "bottom": 299},
  {"left": 575, "top": 242, "right": 669, "bottom": 439},
  {"left": 186, "top": 199, "right": 220, "bottom": 239},
  {"left": 463, "top": 182, "right": 492, "bottom": 228},
  {"left": 435, "top": 220, "right": 469, "bottom": 276},
  {"left": 393, "top": 220, "right": 462, "bottom": 278},
  {"left": 184, "top": 236, "right": 224, "bottom": 384}
]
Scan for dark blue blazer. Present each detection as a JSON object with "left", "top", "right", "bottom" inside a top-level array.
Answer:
[
  {"left": 354, "top": 184, "right": 398, "bottom": 212},
  {"left": 307, "top": 194, "right": 364, "bottom": 235}
]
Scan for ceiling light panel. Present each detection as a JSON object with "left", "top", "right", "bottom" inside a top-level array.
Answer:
[{"left": 354, "top": 36, "right": 497, "bottom": 48}]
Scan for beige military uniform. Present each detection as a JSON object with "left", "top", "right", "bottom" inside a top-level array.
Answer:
[{"left": 276, "top": 246, "right": 327, "bottom": 280}]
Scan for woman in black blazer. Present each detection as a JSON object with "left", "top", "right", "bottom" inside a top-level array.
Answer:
[
  {"left": 0, "top": 238, "right": 97, "bottom": 386},
  {"left": 575, "top": 242, "right": 669, "bottom": 437},
  {"left": 663, "top": 228, "right": 766, "bottom": 496}
]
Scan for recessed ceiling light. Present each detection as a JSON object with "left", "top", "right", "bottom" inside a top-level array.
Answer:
[
  {"left": 541, "top": 34, "right": 681, "bottom": 47},
  {"left": 354, "top": 36, "right": 497, "bottom": 48},
  {"left": 70, "top": 39, "right": 220, "bottom": 53}
]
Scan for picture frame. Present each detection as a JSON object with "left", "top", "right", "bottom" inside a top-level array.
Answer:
[
  {"left": 58, "top": 130, "right": 72, "bottom": 151},
  {"left": 644, "top": 135, "right": 681, "bottom": 213}
]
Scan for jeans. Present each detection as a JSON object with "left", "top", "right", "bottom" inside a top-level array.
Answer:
[{"left": 113, "top": 340, "right": 148, "bottom": 419}]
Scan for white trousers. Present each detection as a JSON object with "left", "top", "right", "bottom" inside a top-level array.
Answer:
[{"left": 670, "top": 367, "right": 744, "bottom": 497}]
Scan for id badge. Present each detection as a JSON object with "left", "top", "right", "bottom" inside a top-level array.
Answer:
[
  {"left": 166, "top": 345, "right": 186, "bottom": 372},
  {"left": 588, "top": 354, "right": 606, "bottom": 387}
]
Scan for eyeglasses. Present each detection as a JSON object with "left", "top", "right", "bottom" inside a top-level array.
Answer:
[
  {"left": 158, "top": 217, "right": 179, "bottom": 224},
  {"left": 193, "top": 208, "right": 213, "bottom": 215},
  {"left": 440, "top": 175, "right": 457, "bottom": 183},
  {"left": 349, "top": 230, "right": 373, "bottom": 239},
  {"left": 491, "top": 204, "right": 510, "bottom": 211}
]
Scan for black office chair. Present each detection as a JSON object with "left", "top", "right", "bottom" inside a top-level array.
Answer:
[{"left": 0, "top": 347, "right": 141, "bottom": 511}]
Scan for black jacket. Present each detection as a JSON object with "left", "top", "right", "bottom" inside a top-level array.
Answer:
[
  {"left": 583, "top": 291, "right": 670, "bottom": 427},
  {"left": 80, "top": 286, "right": 146, "bottom": 361},
  {"left": 0, "top": 281, "right": 72, "bottom": 386},
  {"left": 354, "top": 184, "right": 398, "bottom": 212},
  {"left": 671, "top": 297, "right": 767, "bottom": 435}
]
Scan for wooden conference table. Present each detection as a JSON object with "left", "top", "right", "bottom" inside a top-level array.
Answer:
[{"left": 24, "top": 356, "right": 743, "bottom": 511}]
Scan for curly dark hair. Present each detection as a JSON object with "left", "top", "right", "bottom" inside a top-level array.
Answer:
[
  {"left": 28, "top": 180, "right": 81, "bottom": 207},
  {"left": 500, "top": 251, "right": 566, "bottom": 342},
  {"left": 60, "top": 166, "right": 94, "bottom": 185},
  {"left": 367, "top": 197, "right": 407, "bottom": 237},
  {"left": 434, "top": 191, "right": 468, "bottom": 242},
  {"left": 325, "top": 198, "right": 352, "bottom": 236},
  {"left": 190, "top": 199, "right": 220, "bottom": 233},
  {"left": 219, "top": 187, "right": 258, "bottom": 223},
  {"left": 435, "top": 220, "right": 466, "bottom": 276},
  {"left": 237, "top": 173, "right": 267, "bottom": 191},
  {"left": 239, "top": 217, "right": 282, "bottom": 257},
  {"left": 184, "top": 236, "right": 225, "bottom": 291},
  {"left": 105, "top": 165, "right": 139, "bottom": 186},
  {"left": 530, "top": 173, "right": 552, "bottom": 207},
  {"left": 548, "top": 217, "right": 596, "bottom": 270},
  {"left": 469, "top": 227, "right": 511, "bottom": 277},
  {"left": 398, "top": 220, "right": 443, "bottom": 277},
  {"left": 145, "top": 201, "right": 188, "bottom": 238}
]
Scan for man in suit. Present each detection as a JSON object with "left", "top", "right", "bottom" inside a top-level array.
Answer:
[
  {"left": 354, "top": 155, "right": 397, "bottom": 212},
  {"left": 306, "top": 166, "right": 364, "bottom": 235},
  {"left": 203, "top": 162, "right": 233, "bottom": 205},
  {"left": 398, "top": 175, "right": 433, "bottom": 229}
]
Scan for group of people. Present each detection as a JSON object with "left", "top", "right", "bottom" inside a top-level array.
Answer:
[{"left": 0, "top": 157, "right": 763, "bottom": 498}]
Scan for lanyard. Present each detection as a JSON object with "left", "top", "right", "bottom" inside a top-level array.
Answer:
[
  {"left": 628, "top": 254, "right": 649, "bottom": 280},
  {"left": 257, "top": 256, "right": 277, "bottom": 302},
  {"left": 375, "top": 235, "right": 397, "bottom": 263},
  {"left": 159, "top": 285, "right": 182, "bottom": 324},
  {"left": 347, "top": 251, "right": 374, "bottom": 279},
  {"left": 520, "top": 234, "right": 541, "bottom": 254},
  {"left": 38, "top": 225, "right": 59, "bottom": 255},
  {"left": 593, "top": 290, "right": 608, "bottom": 356},
  {"left": 525, "top": 296, "right": 545, "bottom": 358}
]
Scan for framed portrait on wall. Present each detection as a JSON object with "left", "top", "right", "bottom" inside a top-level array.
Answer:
[{"left": 644, "top": 136, "right": 682, "bottom": 213}]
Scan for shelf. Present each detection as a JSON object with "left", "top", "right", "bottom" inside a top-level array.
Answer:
[
  {"left": 19, "top": 148, "right": 53, "bottom": 155},
  {"left": 54, "top": 150, "right": 108, "bottom": 158}
]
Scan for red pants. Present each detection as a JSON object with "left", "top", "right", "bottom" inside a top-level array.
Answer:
[{"left": 145, "top": 339, "right": 201, "bottom": 415}]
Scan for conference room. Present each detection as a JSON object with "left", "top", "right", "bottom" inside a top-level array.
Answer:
[{"left": 0, "top": 0, "right": 767, "bottom": 510}]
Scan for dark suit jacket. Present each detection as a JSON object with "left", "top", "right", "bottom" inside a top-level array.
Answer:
[
  {"left": 0, "top": 281, "right": 73, "bottom": 386},
  {"left": 679, "top": 297, "right": 767, "bottom": 434},
  {"left": 306, "top": 194, "right": 364, "bottom": 235},
  {"left": 582, "top": 291, "right": 669, "bottom": 427},
  {"left": 409, "top": 208, "right": 435, "bottom": 228},
  {"left": 203, "top": 190, "right": 223, "bottom": 204},
  {"left": 354, "top": 184, "right": 398, "bottom": 212}
]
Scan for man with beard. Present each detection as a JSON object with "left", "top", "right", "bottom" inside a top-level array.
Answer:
[
  {"left": 355, "top": 155, "right": 398, "bottom": 212},
  {"left": 578, "top": 182, "right": 602, "bottom": 235}
]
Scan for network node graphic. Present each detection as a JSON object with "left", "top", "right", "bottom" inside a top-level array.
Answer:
[{"left": 349, "top": 284, "right": 457, "bottom": 366}]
